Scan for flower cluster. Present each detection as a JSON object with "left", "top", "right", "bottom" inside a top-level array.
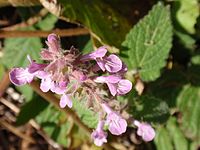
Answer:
[{"left": 9, "top": 33, "right": 155, "bottom": 146}]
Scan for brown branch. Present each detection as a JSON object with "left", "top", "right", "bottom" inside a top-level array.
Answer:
[
  {"left": 0, "top": 28, "right": 89, "bottom": 38},
  {"left": 0, "top": 119, "right": 36, "bottom": 143},
  {"left": 0, "top": 71, "right": 10, "bottom": 97},
  {"left": 30, "top": 80, "right": 116, "bottom": 150},
  {"left": 0, "top": 0, "right": 40, "bottom": 7},
  {"left": 2, "top": 8, "right": 48, "bottom": 31}
]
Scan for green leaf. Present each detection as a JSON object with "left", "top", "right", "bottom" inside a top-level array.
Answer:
[
  {"left": 81, "top": 39, "right": 93, "bottom": 54},
  {"left": 173, "top": 0, "right": 199, "bottom": 34},
  {"left": 59, "top": 0, "right": 131, "bottom": 48},
  {"left": 2, "top": 36, "right": 42, "bottom": 68},
  {"left": 166, "top": 117, "right": 188, "bottom": 150},
  {"left": 16, "top": 94, "right": 49, "bottom": 125},
  {"left": 129, "top": 95, "right": 169, "bottom": 124},
  {"left": 35, "top": 13, "right": 58, "bottom": 31},
  {"left": 72, "top": 96, "right": 98, "bottom": 128},
  {"left": 177, "top": 85, "right": 200, "bottom": 143},
  {"left": 147, "top": 69, "right": 187, "bottom": 107},
  {"left": 154, "top": 127, "right": 173, "bottom": 150},
  {"left": 36, "top": 104, "right": 72, "bottom": 147},
  {"left": 121, "top": 3, "right": 173, "bottom": 81},
  {"left": 16, "top": 85, "right": 34, "bottom": 102}
]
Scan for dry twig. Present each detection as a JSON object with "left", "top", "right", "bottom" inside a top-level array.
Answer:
[{"left": 0, "top": 28, "right": 89, "bottom": 38}]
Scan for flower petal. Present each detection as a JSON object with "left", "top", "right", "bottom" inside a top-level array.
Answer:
[
  {"left": 107, "top": 82, "right": 117, "bottom": 96},
  {"left": 107, "top": 113, "right": 127, "bottom": 135},
  {"left": 40, "top": 76, "right": 53, "bottom": 92},
  {"left": 104, "top": 54, "right": 122, "bottom": 73},
  {"left": 9, "top": 68, "right": 34, "bottom": 86},
  {"left": 117, "top": 79, "right": 132, "bottom": 95},
  {"left": 60, "top": 94, "right": 73, "bottom": 108}
]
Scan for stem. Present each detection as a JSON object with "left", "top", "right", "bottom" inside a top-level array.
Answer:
[
  {"left": 30, "top": 80, "right": 116, "bottom": 150},
  {"left": 0, "top": 71, "right": 10, "bottom": 97},
  {"left": 0, "top": 28, "right": 89, "bottom": 38}
]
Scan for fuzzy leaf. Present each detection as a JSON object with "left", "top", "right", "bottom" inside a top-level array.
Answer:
[
  {"left": 122, "top": 3, "right": 172, "bottom": 81},
  {"left": 72, "top": 96, "right": 98, "bottom": 128},
  {"left": 2, "top": 36, "right": 42, "bottom": 68},
  {"left": 155, "top": 127, "right": 173, "bottom": 150}
]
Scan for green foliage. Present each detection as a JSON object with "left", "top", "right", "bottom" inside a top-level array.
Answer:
[
  {"left": 173, "top": 0, "right": 199, "bottom": 34},
  {"left": 16, "top": 85, "right": 34, "bottom": 102},
  {"left": 35, "top": 13, "right": 58, "bottom": 31},
  {"left": 155, "top": 117, "right": 188, "bottom": 150},
  {"left": 2, "top": 36, "right": 42, "bottom": 68},
  {"left": 155, "top": 127, "right": 173, "bottom": 150},
  {"left": 59, "top": 0, "right": 131, "bottom": 48},
  {"left": 36, "top": 104, "right": 72, "bottom": 147},
  {"left": 122, "top": 3, "right": 172, "bottom": 81},
  {"left": 129, "top": 95, "right": 169, "bottom": 124},
  {"left": 72, "top": 96, "right": 98, "bottom": 128},
  {"left": 16, "top": 94, "right": 48, "bottom": 125},
  {"left": 177, "top": 85, "right": 200, "bottom": 144}
]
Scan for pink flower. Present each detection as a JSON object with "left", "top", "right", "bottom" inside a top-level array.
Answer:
[
  {"left": 59, "top": 94, "right": 72, "bottom": 108},
  {"left": 9, "top": 68, "right": 35, "bottom": 86},
  {"left": 9, "top": 56, "right": 47, "bottom": 86},
  {"left": 91, "top": 120, "right": 107, "bottom": 146},
  {"left": 94, "top": 75, "right": 132, "bottom": 96},
  {"left": 134, "top": 120, "right": 156, "bottom": 142},
  {"left": 40, "top": 33, "right": 61, "bottom": 60},
  {"left": 81, "top": 46, "right": 122, "bottom": 73},
  {"left": 101, "top": 103, "right": 127, "bottom": 135}
]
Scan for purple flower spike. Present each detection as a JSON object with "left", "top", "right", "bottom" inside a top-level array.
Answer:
[
  {"left": 134, "top": 120, "right": 156, "bottom": 142},
  {"left": 9, "top": 68, "right": 34, "bottom": 86},
  {"left": 101, "top": 103, "right": 127, "bottom": 135},
  {"left": 59, "top": 94, "right": 72, "bottom": 108},
  {"left": 91, "top": 120, "right": 107, "bottom": 146},
  {"left": 104, "top": 54, "right": 122, "bottom": 73}
]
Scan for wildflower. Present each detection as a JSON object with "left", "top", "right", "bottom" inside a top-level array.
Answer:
[
  {"left": 134, "top": 120, "right": 156, "bottom": 142},
  {"left": 59, "top": 94, "right": 72, "bottom": 108},
  {"left": 94, "top": 75, "right": 132, "bottom": 96},
  {"left": 101, "top": 103, "right": 127, "bottom": 135},
  {"left": 91, "top": 120, "right": 107, "bottom": 146},
  {"left": 80, "top": 46, "right": 122, "bottom": 73}
]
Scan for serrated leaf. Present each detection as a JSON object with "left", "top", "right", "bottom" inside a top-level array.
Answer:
[
  {"left": 2, "top": 36, "right": 42, "bottom": 68},
  {"left": 72, "top": 97, "right": 98, "bottom": 128},
  {"left": 166, "top": 117, "right": 188, "bottom": 150},
  {"left": 16, "top": 94, "right": 48, "bottom": 125},
  {"left": 177, "top": 85, "right": 200, "bottom": 143},
  {"left": 129, "top": 95, "right": 169, "bottom": 124},
  {"left": 122, "top": 3, "right": 172, "bottom": 81},
  {"left": 155, "top": 127, "right": 173, "bottom": 150},
  {"left": 35, "top": 13, "right": 58, "bottom": 31},
  {"left": 59, "top": 0, "right": 131, "bottom": 48}
]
